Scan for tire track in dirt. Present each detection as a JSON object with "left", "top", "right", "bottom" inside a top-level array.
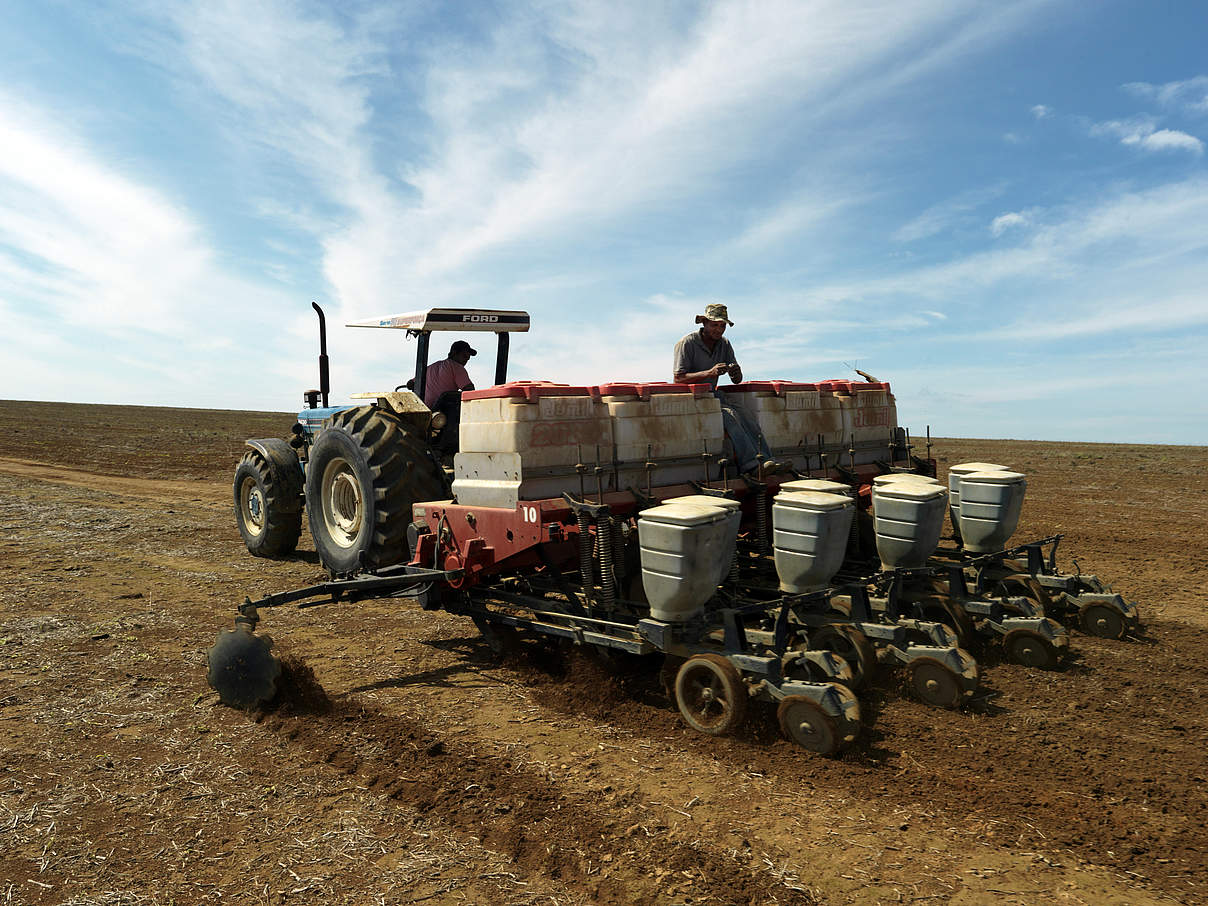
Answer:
[
  {"left": 0, "top": 456, "right": 228, "bottom": 510},
  {"left": 259, "top": 658, "right": 817, "bottom": 906},
  {"left": 250, "top": 587, "right": 1204, "bottom": 902},
  {"left": 485, "top": 629, "right": 1208, "bottom": 901}
]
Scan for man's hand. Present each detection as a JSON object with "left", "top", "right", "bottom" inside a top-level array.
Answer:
[
  {"left": 728, "top": 364, "right": 742, "bottom": 383},
  {"left": 675, "top": 363, "right": 736, "bottom": 384}
]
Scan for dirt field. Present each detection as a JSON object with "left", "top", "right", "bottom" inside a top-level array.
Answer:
[{"left": 1, "top": 399, "right": 1206, "bottom": 905}]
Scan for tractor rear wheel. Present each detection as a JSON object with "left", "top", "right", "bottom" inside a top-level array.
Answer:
[
  {"left": 234, "top": 450, "right": 302, "bottom": 557},
  {"left": 306, "top": 406, "right": 445, "bottom": 574}
]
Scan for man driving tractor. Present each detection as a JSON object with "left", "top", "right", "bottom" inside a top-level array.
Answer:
[{"left": 423, "top": 339, "right": 477, "bottom": 454}]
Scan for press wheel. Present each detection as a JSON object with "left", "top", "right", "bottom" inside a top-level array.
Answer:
[
  {"left": 777, "top": 696, "right": 839, "bottom": 755},
  {"left": 674, "top": 654, "right": 748, "bottom": 735}
]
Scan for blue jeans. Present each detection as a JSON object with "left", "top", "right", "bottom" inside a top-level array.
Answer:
[{"left": 720, "top": 401, "right": 770, "bottom": 474}]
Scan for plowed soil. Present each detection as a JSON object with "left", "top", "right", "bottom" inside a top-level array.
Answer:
[{"left": 1, "top": 399, "right": 1205, "bottom": 905}]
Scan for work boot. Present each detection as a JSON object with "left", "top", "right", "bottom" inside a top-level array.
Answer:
[{"left": 759, "top": 459, "right": 788, "bottom": 476}]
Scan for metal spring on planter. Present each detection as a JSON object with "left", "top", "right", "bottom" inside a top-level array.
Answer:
[
  {"left": 756, "top": 487, "right": 770, "bottom": 553},
  {"left": 848, "top": 489, "right": 861, "bottom": 556},
  {"left": 576, "top": 509, "right": 594, "bottom": 605},
  {"left": 729, "top": 548, "right": 740, "bottom": 588},
  {"left": 597, "top": 514, "right": 617, "bottom": 608},
  {"left": 611, "top": 520, "right": 627, "bottom": 587}
]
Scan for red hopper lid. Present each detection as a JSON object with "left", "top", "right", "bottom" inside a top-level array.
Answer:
[
  {"left": 463, "top": 381, "right": 591, "bottom": 402},
  {"left": 597, "top": 381, "right": 711, "bottom": 399}
]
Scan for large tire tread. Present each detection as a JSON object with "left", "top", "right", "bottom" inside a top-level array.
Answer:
[
  {"left": 308, "top": 406, "right": 444, "bottom": 573},
  {"left": 234, "top": 451, "right": 302, "bottom": 558}
]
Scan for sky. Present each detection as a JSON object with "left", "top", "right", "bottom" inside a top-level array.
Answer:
[{"left": 1, "top": 0, "right": 1206, "bottom": 444}]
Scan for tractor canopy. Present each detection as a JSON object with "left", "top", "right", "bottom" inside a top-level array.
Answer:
[
  {"left": 347, "top": 308, "right": 530, "bottom": 333},
  {"left": 347, "top": 308, "right": 530, "bottom": 405}
]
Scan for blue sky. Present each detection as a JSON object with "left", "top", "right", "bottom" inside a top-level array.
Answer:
[{"left": 1, "top": 1, "right": 1206, "bottom": 443}]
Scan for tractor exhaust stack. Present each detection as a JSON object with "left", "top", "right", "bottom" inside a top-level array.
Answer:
[{"left": 312, "top": 302, "right": 330, "bottom": 408}]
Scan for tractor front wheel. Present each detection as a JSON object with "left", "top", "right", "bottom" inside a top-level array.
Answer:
[
  {"left": 234, "top": 450, "right": 303, "bottom": 557},
  {"left": 305, "top": 406, "right": 444, "bottom": 574}
]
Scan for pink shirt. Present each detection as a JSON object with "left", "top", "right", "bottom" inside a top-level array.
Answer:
[{"left": 423, "top": 358, "right": 471, "bottom": 407}]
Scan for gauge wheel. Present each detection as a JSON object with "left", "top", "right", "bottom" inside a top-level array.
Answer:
[
  {"left": 785, "top": 650, "right": 852, "bottom": 687},
  {"left": 1080, "top": 603, "right": 1126, "bottom": 640},
  {"left": 995, "top": 574, "right": 1054, "bottom": 618},
  {"left": 916, "top": 595, "right": 977, "bottom": 648},
  {"left": 1002, "top": 629, "right": 1060, "bottom": 669},
  {"left": 908, "top": 656, "right": 964, "bottom": 709},
  {"left": 674, "top": 654, "right": 748, "bottom": 735}
]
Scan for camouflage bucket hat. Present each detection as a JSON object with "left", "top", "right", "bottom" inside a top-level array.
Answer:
[{"left": 694, "top": 303, "right": 734, "bottom": 326}]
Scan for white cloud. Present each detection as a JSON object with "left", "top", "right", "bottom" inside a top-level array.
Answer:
[
  {"left": 140, "top": 0, "right": 1062, "bottom": 317},
  {"left": 759, "top": 176, "right": 1208, "bottom": 332},
  {"left": 986, "top": 291, "right": 1208, "bottom": 341},
  {"left": 17, "top": 0, "right": 1205, "bottom": 444},
  {"left": 1090, "top": 116, "right": 1203, "bottom": 154},
  {"left": 1090, "top": 115, "right": 1155, "bottom": 143},
  {"left": 0, "top": 89, "right": 305, "bottom": 407},
  {"left": 406, "top": 0, "right": 982, "bottom": 275},
  {"left": 732, "top": 188, "right": 873, "bottom": 251},
  {"left": 1124, "top": 76, "right": 1208, "bottom": 114},
  {"left": 990, "top": 211, "right": 1029, "bottom": 236},
  {"left": 166, "top": 0, "right": 386, "bottom": 200},
  {"left": 0, "top": 93, "right": 207, "bottom": 330},
  {"left": 1142, "top": 128, "right": 1205, "bottom": 153},
  {"left": 893, "top": 184, "right": 1007, "bottom": 242}
]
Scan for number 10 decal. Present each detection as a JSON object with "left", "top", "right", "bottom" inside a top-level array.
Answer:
[{"left": 522, "top": 505, "right": 539, "bottom": 523}]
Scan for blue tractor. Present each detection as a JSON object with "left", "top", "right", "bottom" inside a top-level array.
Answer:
[{"left": 232, "top": 303, "right": 530, "bottom": 574}]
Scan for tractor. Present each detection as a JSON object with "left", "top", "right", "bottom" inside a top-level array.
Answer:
[{"left": 232, "top": 303, "right": 529, "bottom": 575}]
